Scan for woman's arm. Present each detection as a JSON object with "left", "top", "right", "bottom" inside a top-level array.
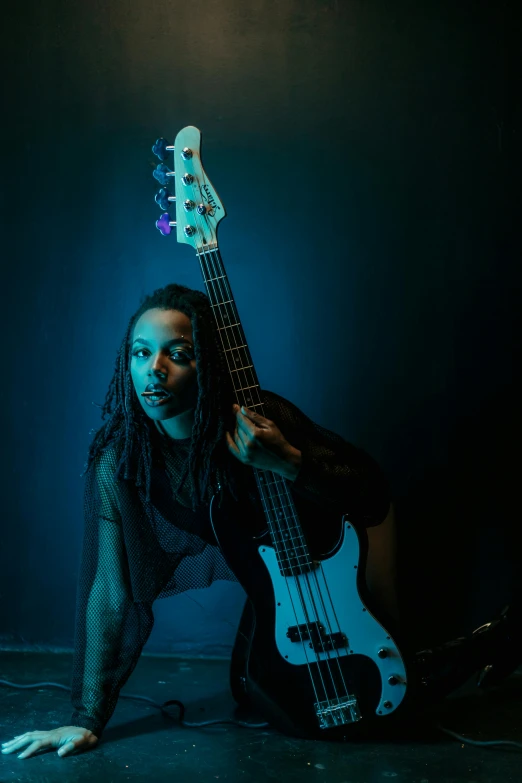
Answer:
[
  {"left": 69, "top": 449, "right": 155, "bottom": 739},
  {"left": 262, "top": 389, "right": 392, "bottom": 527}
]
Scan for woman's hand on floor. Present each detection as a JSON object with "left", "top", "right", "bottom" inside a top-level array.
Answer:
[{"left": 1, "top": 726, "right": 98, "bottom": 759}]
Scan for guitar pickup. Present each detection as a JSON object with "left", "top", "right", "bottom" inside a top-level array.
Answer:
[
  {"left": 310, "top": 632, "right": 348, "bottom": 652},
  {"left": 286, "top": 623, "right": 348, "bottom": 651},
  {"left": 286, "top": 622, "right": 323, "bottom": 643}
]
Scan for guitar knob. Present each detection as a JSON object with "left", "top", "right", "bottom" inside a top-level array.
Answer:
[
  {"left": 152, "top": 138, "right": 174, "bottom": 161},
  {"left": 153, "top": 163, "right": 175, "bottom": 186},
  {"left": 155, "top": 187, "right": 176, "bottom": 211},
  {"left": 156, "top": 212, "right": 176, "bottom": 236}
]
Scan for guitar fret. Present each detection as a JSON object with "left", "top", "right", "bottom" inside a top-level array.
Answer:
[
  {"left": 211, "top": 299, "right": 234, "bottom": 307},
  {"left": 216, "top": 322, "right": 240, "bottom": 330},
  {"left": 265, "top": 511, "right": 300, "bottom": 524},
  {"left": 258, "top": 477, "right": 288, "bottom": 487},
  {"left": 274, "top": 536, "right": 307, "bottom": 545},
  {"left": 265, "top": 516, "right": 299, "bottom": 530},
  {"left": 259, "top": 495, "right": 298, "bottom": 508},
  {"left": 235, "top": 384, "right": 259, "bottom": 393},
  {"left": 276, "top": 554, "right": 310, "bottom": 563},
  {"left": 272, "top": 532, "right": 305, "bottom": 544},
  {"left": 259, "top": 494, "right": 296, "bottom": 508},
  {"left": 269, "top": 528, "right": 302, "bottom": 539},
  {"left": 224, "top": 344, "right": 247, "bottom": 352},
  {"left": 260, "top": 496, "right": 294, "bottom": 517},
  {"left": 274, "top": 541, "right": 309, "bottom": 552},
  {"left": 230, "top": 365, "right": 253, "bottom": 373},
  {"left": 206, "top": 274, "right": 227, "bottom": 282},
  {"left": 274, "top": 545, "right": 307, "bottom": 555}
]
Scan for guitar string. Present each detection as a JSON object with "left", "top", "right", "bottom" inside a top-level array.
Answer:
[
  {"left": 203, "top": 246, "right": 351, "bottom": 713},
  {"left": 183, "top": 178, "right": 354, "bottom": 716},
  {"left": 192, "top": 220, "right": 351, "bottom": 714},
  {"left": 254, "top": 458, "right": 353, "bottom": 700},
  {"left": 264, "top": 470, "right": 358, "bottom": 698},
  {"left": 188, "top": 200, "right": 348, "bottom": 713},
  {"left": 256, "top": 463, "right": 353, "bottom": 663},
  {"left": 201, "top": 243, "right": 353, "bottom": 701}
]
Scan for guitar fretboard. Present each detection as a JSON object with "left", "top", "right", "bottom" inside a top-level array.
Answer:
[
  {"left": 197, "top": 246, "right": 313, "bottom": 576},
  {"left": 198, "top": 248, "right": 261, "bottom": 411}
]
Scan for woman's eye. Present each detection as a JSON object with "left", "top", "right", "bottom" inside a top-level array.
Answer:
[
  {"left": 171, "top": 351, "right": 191, "bottom": 362},
  {"left": 131, "top": 349, "right": 192, "bottom": 362}
]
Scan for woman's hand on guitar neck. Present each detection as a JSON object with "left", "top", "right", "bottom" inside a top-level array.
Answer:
[{"left": 226, "top": 405, "right": 302, "bottom": 481}]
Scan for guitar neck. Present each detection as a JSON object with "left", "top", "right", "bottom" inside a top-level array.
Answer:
[
  {"left": 196, "top": 246, "right": 266, "bottom": 415},
  {"left": 160, "top": 123, "right": 311, "bottom": 574},
  {"left": 196, "top": 245, "right": 313, "bottom": 575}
]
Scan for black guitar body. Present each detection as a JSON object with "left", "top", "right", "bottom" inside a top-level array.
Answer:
[{"left": 210, "top": 489, "right": 408, "bottom": 741}]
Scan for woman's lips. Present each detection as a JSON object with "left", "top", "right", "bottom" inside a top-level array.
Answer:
[{"left": 141, "top": 390, "right": 172, "bottom": 406}]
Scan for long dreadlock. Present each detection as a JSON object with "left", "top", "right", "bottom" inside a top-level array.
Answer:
[{"left": 85, "top": 283, "right": 237, "bottom": 511}]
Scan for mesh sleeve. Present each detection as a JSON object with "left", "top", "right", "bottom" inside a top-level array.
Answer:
[
  {"left": 263, "top": 390, "right": 392, "bottom": 527},
  {"left": 69, "top": 446, "right": 155, "bottom": 739}
]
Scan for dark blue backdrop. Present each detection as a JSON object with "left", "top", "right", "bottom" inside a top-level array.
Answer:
[{"left": 1, "top": 0, "right": 520, "bottom": 656}]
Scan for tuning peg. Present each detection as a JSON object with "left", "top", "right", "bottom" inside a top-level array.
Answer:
[
  {"left": 156, "top": 212, "right": 177, "bottom": 236},
  {"left": 152, "top": 138, "right": 174, "bottom": 161},
  {"left": 155, "top": 187, "right": 176, "bottom": 211},
  {"left": 153, "top": 163, "right": 175, "bottom": 186}
]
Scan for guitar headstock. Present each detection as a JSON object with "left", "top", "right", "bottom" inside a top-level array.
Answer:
[{"left": 152, "top": 126, "right": 226, "bottom": 252}]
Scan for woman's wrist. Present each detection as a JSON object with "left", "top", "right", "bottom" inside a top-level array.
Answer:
[{"left": 280, "top": 446, "right": 302, "bottom": 482}]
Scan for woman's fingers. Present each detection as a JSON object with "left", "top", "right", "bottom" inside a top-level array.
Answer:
[
  {"left": 57, "top": 741, "right": 77, "bottom": 757},
  {"left": 1, "top": 733, "right": 46, "bottom": 758},
  {"left": 17, "top": 739, "right": 44, "bottom": 759},
  {"left": 2, "top": 733, "right": 33, "bottom": 754},
  {"left": 2, "top": 731, "right": 53, "bottom": 759}
]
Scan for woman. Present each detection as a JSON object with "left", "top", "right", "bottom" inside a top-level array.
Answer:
[{"left": 6, "top": 281, "right": 504, "bottom": 760}]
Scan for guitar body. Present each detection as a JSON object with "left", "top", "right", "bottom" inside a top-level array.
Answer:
[{"left": 210, "top": 489, "right": 410, "bottom": 740}]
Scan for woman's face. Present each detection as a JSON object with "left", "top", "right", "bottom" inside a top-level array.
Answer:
[{"left": 130, "top": 308, "right": 198, "bottom": 421}]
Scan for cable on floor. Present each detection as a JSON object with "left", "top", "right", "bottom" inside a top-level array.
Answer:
[
  {"left": 0, "top": 679, "right": 270, "bottom": 729},
  {"left": 435, "top": 723, "right": 522, "bottom": 750},
  {"left": 2, "top": 679, "right": 522, "bottom": 746}
]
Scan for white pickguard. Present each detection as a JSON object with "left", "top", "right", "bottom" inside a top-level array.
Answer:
[{"left": 257, "top": 517, "right": 407, "bottom": 715}]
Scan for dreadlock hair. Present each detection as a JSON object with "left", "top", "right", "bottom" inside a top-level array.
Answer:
[{"left": 85, "top": 282, "right": 237, "bottom": 511}]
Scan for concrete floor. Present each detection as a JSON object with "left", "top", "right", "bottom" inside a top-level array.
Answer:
[{"left": 0, "top": 650, "right": 521, "bottom": 783}]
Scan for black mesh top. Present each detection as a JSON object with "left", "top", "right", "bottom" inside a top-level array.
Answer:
[{"left": 69, "top": 389, "right": 391, "bottom": 738}]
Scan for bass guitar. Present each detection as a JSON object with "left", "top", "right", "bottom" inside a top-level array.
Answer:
[{"left": 151, "top": 126, "right": 409, "bottom": 740}]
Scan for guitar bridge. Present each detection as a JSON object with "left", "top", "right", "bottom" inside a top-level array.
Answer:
[{"left": 314, "top": 695, "right": 362, "bottom": 729}]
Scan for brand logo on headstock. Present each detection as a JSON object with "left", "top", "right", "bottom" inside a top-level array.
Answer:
[{"left": 201, "top": 184, "right": 221, "bottom": 217}]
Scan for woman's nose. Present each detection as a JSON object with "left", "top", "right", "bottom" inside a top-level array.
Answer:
[
  {"left": 149, "top": 356, "right": 167, "bottom": 378},
  {"left": 150, "top": 367, "right": 167, "bottom": 379}
]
